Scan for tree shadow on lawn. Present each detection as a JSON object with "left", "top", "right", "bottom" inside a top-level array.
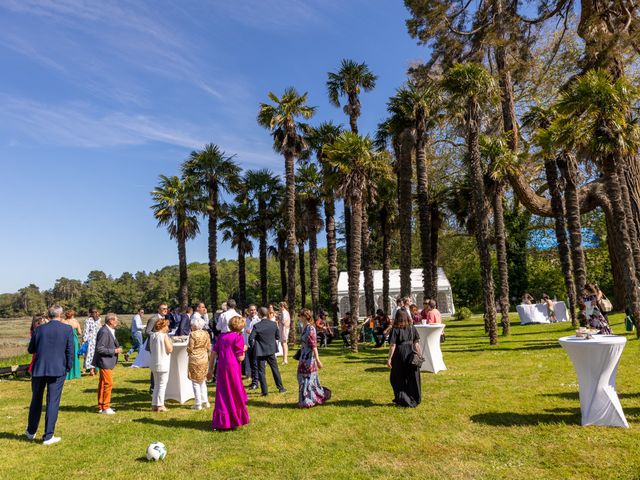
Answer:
[
  {"left": 445, "top": 343, "right": 560, "bottom": 353},
  {"left": 364, "top": 367, "right": 389, "bottom": 373},
  {"left": 470, "top": 409, "right": 581, "bottom": 426}
]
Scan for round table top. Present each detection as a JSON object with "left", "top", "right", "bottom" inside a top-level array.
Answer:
[
  {"left": 559, "top": 334, "right": 626, "bottom": 346},
  {"left": 414, "top": 323, "right": 446, "bottom": 329}
]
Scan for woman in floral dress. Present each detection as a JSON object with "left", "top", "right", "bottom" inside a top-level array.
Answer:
[
  {"left": 83, "top": 308, "right": 101, "bottom": 375},
  {"left": 297, "top": 309, "right": 331, "bottom": 408}
]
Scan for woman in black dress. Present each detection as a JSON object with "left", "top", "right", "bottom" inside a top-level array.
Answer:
[{"left": 386, "top": 308, "right": 422, "bottom": 407}]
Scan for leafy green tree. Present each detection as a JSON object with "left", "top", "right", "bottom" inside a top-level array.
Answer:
[{"left": 151, "top": 175, "right": 201, "bottom": 308}]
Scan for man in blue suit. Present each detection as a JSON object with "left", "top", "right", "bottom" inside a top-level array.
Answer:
[{"left": 26, "top": 304, "right": 73, "bottom": 445}]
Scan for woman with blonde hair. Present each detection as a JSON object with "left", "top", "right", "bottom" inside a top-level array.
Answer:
[
  {"left": 187, "top": 316, "right": 211, "bottom": 410},
  {"left": 297, "top": 309, "right": 331, "bottom": 408},
  {"left": 277, "top": 301, "right": 291, "bottom": 365},
  {"left": 62, "top": 309, "right": 82, "bottom": 380},
  {"left": 150, "top": 318, "right": 173, "bottom": 412}
]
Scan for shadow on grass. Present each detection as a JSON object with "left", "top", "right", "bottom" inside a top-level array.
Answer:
[
  {"left": 445, "top": 343, "right": 560, "bottom": 353},
  {"left": 133, "top": 417, "right": 211, "bottom": 431},
  {"left": 364, "top": 367, "right": 389, "bottom": 373},
  {"left": 470, "top": 410, "right": 581, "bottom": 426},
  {"left": 248, "top": 398, "right": 388, "bottom": 409},
  {"left": 0, "top": 431, "right": 37, "bottom": 442}
]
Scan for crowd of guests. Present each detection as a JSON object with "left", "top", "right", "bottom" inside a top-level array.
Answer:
[{"left": 25, "top": 293, "right": 451, "bottom": 444}]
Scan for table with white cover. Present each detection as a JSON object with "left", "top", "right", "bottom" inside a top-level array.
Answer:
[
  {"left": 517, "top": 301, "right": 568, "bottom": 325},
  {"left": 414, "top": 324, "right": 446, "bottom": 373},
  {"left": 558, "top": 335, "right": 628, "bottom": 428},
  {"left": 165, "top": 340, "right": 195, "bottom": 404}
]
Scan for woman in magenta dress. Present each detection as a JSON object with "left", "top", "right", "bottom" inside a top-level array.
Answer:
[{"left": 208, "top": 315, "right": 249, "bottom": 430}]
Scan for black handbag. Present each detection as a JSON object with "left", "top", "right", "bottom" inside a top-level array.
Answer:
[
  {"left": 410, "top": 328, "right": 425, "bottom": 368},
  {"left": 293, "top": 349, "right": 302, "bottom": 361}
]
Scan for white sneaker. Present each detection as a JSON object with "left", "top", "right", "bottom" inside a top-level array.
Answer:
[
  {"left": 191, "top": 404, "right": 202, "bottom": 410},
  {"left": 101, "top": 408, "right": 116, "bottom": 415},
  {"left": 43, "top": 436, "right": 61, "bottom": 445},
  {"left": 203, "top": 402, "right": 210, "bottom": 408},
  {"left": 25, "top": 430, "right": 35, "bottom": 440}
]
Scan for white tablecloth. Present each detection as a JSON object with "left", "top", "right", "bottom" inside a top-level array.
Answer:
[
  {"left": 165, "top": 341, "right": 195, "bottom": 404},
  {"left": 131, "top": 339, "right": 150, "bottom": 368},
  {"left": 414, "top": 324, "right": 446, "bottom": 373},
  {"left": 517, "top": 301, "right": 568, "bottom": 325},
  {"left": 559, "top": 335, "right": 628, "bottom": 428}
]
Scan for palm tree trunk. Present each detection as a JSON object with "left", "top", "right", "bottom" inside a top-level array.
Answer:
[
  {"left": 398, "top": 128, "right": 414, "bottom": 297},
  {"left": 493, "top": 182, "right": 511, "bottom": 335},
  {"left": 605, "top": 206, "right": 627, "bottom": 310},
  {"left": 344, "top": 203, "right": 352, "bottom": 284},
  {"left": 177, "top": 226, "right": 189, "bottom": 309},
  {"left": 416, "top": 137, "right": 432, "bottom": 300},
  {"left": 362, "top": 204, "right": 375, "bottom": 316},
  {"left": 259, "top": 200, "right": 268, "bottom": 306},
  {"left": 544, "top": 158, "right": 578, "bottom": 326},
  {"left": 284, "top": 151, "right": 297, "bottom": 314},
  {"left": 618, "top": 160, "right": 640, "bottom": 281},
  {"left": 278, "top": 235, "right": 287, "bottom": 301},
  {"left": 308, "top": 216, "right": 320, "bottom": 317},
  {"left": 238, "top": 247, "right": 246, "bottom": 311},
  {"left": 467, "top": 98, "right": 497, "bottom": 345},
  {"left": 623, "top": 154, "right": 640, "bottom": 238},
  {"left": 602, "top": 155, "right": 640, "bottom": 334},
  {"left": 430, "top": 203, "right": 441, "bottom": 299},
  {"left": 208, "top": 182, "right": 218, "bottom": 310},
  {"left": 325, "top": 199, "right": 339, "bottom": 326},
  {"left": 298, "top": 240, "right": 306, "bottom": 309},
  {"left": 558, "top": 155, "right": 587, "bottom": 324},
  {"left": 381, "top": 207, "right": 391, "bottom": 315},
  {"left": 349, "top": 199, "right": 363, "bottom": 353}
]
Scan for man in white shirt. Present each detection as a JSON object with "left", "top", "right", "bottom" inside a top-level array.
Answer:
[
  {"left": 244, "top": 304, "right": 260, "bottom": 389},
  {"left": 216, "top": 299, "right": 239, "bottom": 333},
  {"left": 125, "top": 308, "right": 144, "bottom": 362},
  {"left": 191, "top": 302, "right": 210, "bottom": 338}
]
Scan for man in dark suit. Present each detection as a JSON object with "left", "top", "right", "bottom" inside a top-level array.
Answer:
[
  {"left": 26, "top": 304, "right": 73, "bottom": 445},
  {"left": 249, "top": 307, "right": 286, "bottom": 396},
  {"left": 94, "top": 313, "right": 122, "bottom": 415},
  {"left": 175, "top": 307, "right": 191, "bottom": 336}
]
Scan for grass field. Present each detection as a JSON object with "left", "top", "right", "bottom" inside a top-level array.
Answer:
[{"left": 1, "top": 314, "right": 639, "bottom": 480}]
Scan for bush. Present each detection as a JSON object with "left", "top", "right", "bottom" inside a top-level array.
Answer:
[
  {"left": 115, "top": 324, "right": 132, "bottom": 350},
  {"left": 455, "top": 307, "right": 472, "bottom": 321}
]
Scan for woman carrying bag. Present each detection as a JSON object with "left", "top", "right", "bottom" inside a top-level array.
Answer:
[{"left": 386, "top": 308, "right": 423, "bottom": 408}]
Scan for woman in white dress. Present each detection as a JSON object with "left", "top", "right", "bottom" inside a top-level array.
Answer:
[
  {"left": 150, "top": 318, "right": 173, "bottom": 412},
  {"left": 278, "top": 301, "right": 291, "bottom": 365},
  {"left": 83, "top": 308, "right": 101, "bottom": 375}
]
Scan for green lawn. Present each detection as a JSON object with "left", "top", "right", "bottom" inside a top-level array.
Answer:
[{"left": 1, "top": 314, "right": 639, "bottom": 480}]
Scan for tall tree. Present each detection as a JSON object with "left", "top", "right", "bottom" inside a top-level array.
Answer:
[
  {"left": 244, "top": 169, "right": 282, "bottom": 306},
  {"left": 151, "top": 175, "right": 201, "bottom": 309},
  {"left": 297, "top": 162, "right": 324, "bottom": 316},
  {"left": 307, "top": 121, "right": 344, "bottom": 324},
  {"left": 258, "top": 88, "right": 316, "bottom": 315},
  {"left": 326, "top": 132, "right": 392, "bottom": 353},
  {"left": 443, "top": 63, "right": 499, "bottom": 345},
  {"left": 220, "top": 201, "right": 255, "bottom": 310},
  {"left": 327, "top": 59, "right": 378, "bottom": 293},
  {"left": 182, "top": 144, "right": 239, "bottom": 311}
]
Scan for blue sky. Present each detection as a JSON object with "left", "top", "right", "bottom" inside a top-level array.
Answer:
[{"left": 0, "top": 0, "right": 425, "bottom": 293}]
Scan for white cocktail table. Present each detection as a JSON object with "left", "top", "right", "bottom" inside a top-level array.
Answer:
[
  {"left": 559, "top": 335, "right": 628, "bottom": 427},
  {"left": 165, "top": 341, "right": 195, "bottom": 404},
  {"left": 414, "top": 324, "right": 446, "bottom": 373}
]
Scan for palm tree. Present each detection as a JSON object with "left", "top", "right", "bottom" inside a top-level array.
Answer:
[
  {"left": 552, "top": 69, "right": 640, "bottom": 332},
  {"left": 181, "top": 144, "right": 240, "bottom": 311},
  {"left": 325, "top": 132, "right": 392, "bottom": 352},
  {"left": 443, "top": 63, "right": 499, "bottom": 345},
  {"left": 379, "top": 102, "right": 415, "bottom": 298},
  {"left": 389, "top": 81, "right": 442, "bottom": 300},
  {"left": 327, "top": 59, "right": 378, "bottom": 282},
  {"left": 258, "top": 88, "right": 316, "bottom": 315},
  {"left": 220, "top": 201, "right": 255, "bottom": 310},
  {"left": 296, "top": 162, "right": 324, "bottom": 316},
  {"left": 150, "top": 175, "right": 201, "bottom": 309},
  {"left": 295, "top": 197, "right": 308, "bottom": 309},
  {"left": 481, "top": 134, "right": 515, "bottom": 336},
  {"left": 307, "top": 121, "right": 343, "bottom": 324},
  {"left": 244, "top": 169, "right": 282, "bottom": 306}
]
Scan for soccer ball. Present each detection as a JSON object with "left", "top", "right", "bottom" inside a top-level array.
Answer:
[{"left": 146, "top": 441, "right": 167, "bottom": 461}]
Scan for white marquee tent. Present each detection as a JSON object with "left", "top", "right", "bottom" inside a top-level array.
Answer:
[{"left": 337, "top": 268, "right": 455, "bottom": 318}]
